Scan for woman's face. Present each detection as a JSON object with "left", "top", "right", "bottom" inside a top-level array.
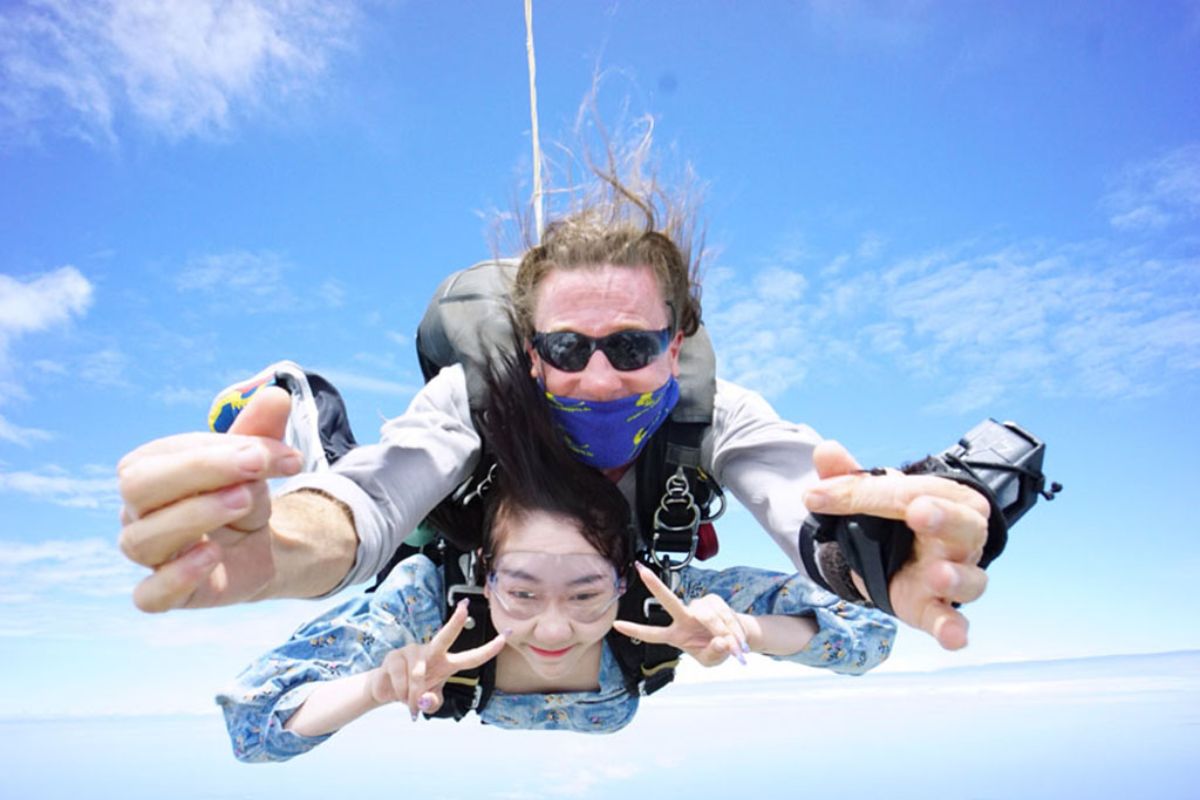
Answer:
[
  {"left": 529, "top": 263, "right": 683, "bottom": 403},
  {"left": 485, "top": 508, "right": 621, "bottom": 685}
]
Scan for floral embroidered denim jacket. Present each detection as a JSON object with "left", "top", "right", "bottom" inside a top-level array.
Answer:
[{"left": 217, "top": 555, "right": 895, "bottom": 762}]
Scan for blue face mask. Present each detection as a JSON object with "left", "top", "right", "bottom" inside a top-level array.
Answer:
[{"left": 541, "top": 377, "right": 681, "bottom": 470}]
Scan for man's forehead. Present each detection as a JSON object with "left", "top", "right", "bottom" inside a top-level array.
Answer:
[{"left": 534, "top": 265, "right": 668, "bottom": 330}]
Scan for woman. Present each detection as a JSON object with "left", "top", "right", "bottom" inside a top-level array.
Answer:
[{"left": 217, "top": 352, "right": 895, "bottom": 762}]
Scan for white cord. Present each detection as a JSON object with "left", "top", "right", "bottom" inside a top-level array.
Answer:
[{"left": 524, "top": 0, "right": 544, "bottom": 243}]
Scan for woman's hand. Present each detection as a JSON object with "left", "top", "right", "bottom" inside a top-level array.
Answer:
[
  {"left": 612, "top": 563, "right": 750, "bottom": 667},
  {"left": 369, "top": 599, "right": 508, "bottom": 719}
]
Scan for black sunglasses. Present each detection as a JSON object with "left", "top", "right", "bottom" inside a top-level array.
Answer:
[{"left": 531, "top": 328, "right": 672, "bottom": 372}]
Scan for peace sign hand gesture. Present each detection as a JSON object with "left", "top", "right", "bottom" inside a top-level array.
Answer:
[
  {"left": 370, "top": 599, "right": 509, "bottom": 719},
  {"left": 612, "top": 563, "right": 751, "bottom": 668}
]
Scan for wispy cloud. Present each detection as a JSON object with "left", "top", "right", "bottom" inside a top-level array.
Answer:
[
  {"left": 707, "top": 237, "right": 1199, "bottom": 413},
  {"left": 0, "top": 466, "right": 119, "bottom": 509},
  {"left": 1102, "top": 143, "right": 1200, "bottom": 233},
  {"left": 0, "top": 0, "right": 357, "bottom": 146},
  {"left": 315, "top": 367, "right": 420, "bottom": 398},
  {"left": 0, "top": 415, "right": 53, "bottom": 447},
  {"left": 0, "top": 265, "right": 93, "bottom": 367},
  {"left": 0, "top": 537, "right": 138, "bottom": 600},
  {"left": 0, "top": 266, "right": 94, "bottom": 440},
  {"left": 175, "top": 249, "right": 298, "bottom": 311}
]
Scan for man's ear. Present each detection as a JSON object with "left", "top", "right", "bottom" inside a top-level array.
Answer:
[
  {"left": 526, "top": 339, "right": 541, "bottom": 379},
  {"left": 667, "top": 330, "right": 684, "bottom": 378}
]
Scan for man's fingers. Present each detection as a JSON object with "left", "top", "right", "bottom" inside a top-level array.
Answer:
[
  {"left": 925, "top": 560, "right": 989, "bottom": 606},
  {"left": 806, "top": 473, "right": 990, "bottom": 521},
  {"left": 920, "top": 600, "right": 969, "bottom": 651},
  {"left": 906, "top": 495, "right": 988, "bottom": 563},
  {"left": 130, "top": 542, "right": 218, "bottom": 612},
  {"left": 812, "top": 439, "right": 862, "bottom": 480},
  {"left": 227, "top": 480, "right": 273, "bottom": 533},
  {"left": 227, "top": 385, "right": 292, "bottom": 441},
  {"left": 119, "top": 437, "right": 301, "bottom": 519},
  {"left": 119, "top": 484, "right": 256, "bottom": 567},
  {"left": 634, "top": 563, "right": 689, "bottom": 619}
]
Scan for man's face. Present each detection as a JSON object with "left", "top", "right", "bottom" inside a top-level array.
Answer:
[{"left": 529, "top": 264, "right": 683, "bottom": 402}]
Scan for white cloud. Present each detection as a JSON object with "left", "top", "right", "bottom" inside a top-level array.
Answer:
[
  {"left": 0, "top": 266, "right": 93, "bottom": 363},
  {"left": 175, "top": 249, "right": 299, "bottom": 311},
  {"left": 707, "top": 237, "right": 1200, "bottom": 412},
  {"left": 0, "top": 414, "right": 53, "bottom": 447},
  {"left": 78, "top": 346, "right": 131, "bottom": 388},
  {"left": 0, "top": 537, "right": 139, "bottom": 600},
  {"left": 0, "top": 467, "right": 119, "bottom": 509},
  {"left": 0, "top": 0, "right": 357, "bottom": 145},
  {"left": 316, "top": 367, "right": 420, "bottom": 397},
  {"left": 0, "top": 268, "right": 94, "bottom": 440},
  {"left": 154, "top": 385, "right": 213, "bottom": 407},
  {"left": 1102, "top": 142, "right": 1200, "bottom": 232}
]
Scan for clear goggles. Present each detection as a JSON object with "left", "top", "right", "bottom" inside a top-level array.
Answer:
[{"left": 486, "top": 551, "right": 625, "bottom": 624}]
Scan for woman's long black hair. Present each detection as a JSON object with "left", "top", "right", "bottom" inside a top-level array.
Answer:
[{"left": 424, "top": 336, "right": 634, "bottom": 578}]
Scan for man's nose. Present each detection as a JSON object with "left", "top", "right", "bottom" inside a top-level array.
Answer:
[{"left": 574, "top": 350, "right": 624, "bottom": 402}]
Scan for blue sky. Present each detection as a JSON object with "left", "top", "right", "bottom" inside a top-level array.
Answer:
[{"left": 1, "top": 0, "right": 1198, "bottom": 747}]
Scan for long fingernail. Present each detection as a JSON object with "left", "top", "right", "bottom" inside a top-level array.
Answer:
[
  {"left": 741, "top": 639, "right": 751, "bottom": 654},
  {"left": 502, "top": 628, "right": 513, "bottom": 637},
  {"left": 410, "top": 709, "right": 418, "bottom": 722},
  {"left": 804, "top": 490, "right": 830, "bottom": 511},
  {"left": 734, "top": 649, "right": 747, "bottom": 666},
  {"left": 417, "top": 697, "right": 432, "bottom": 711}
]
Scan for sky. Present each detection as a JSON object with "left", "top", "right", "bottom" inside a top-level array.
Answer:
[{"left": 1, "top": 0, "right": 1198, "bottom": 782}]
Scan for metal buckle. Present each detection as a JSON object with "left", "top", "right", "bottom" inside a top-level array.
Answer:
[
  {"left": 649, "top": 468, "right": 700, "bottom": 570},
  {"left": 452, "top": 462, "right": 498, "bottom": 507}
]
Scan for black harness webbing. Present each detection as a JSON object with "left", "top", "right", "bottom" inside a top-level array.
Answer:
[{"left": 426, "top": 541, "right": 498, "bottom": 721}]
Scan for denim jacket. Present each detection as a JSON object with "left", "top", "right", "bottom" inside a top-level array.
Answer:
[{"left": 217, "top": 555, "right": 894, "bottom": 762}]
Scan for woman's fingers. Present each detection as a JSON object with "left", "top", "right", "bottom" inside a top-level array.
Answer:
[
  {"left": 612, "top": 619, "right": 673, "bottom": 644},
  {"left": 634, "top": 563, "right": 689, "bottom": 619},
  {"left": 428, "top": 599, "right": 471, "bottom": 654},
  {"left": 446, "top": 630, "right": 509, "bottom": 673}
]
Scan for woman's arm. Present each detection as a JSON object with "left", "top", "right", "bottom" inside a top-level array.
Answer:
[
  {"left": 736, "top": 611, "right": 818, "bottom": 657},
  {"left": 282, "top": 669, "right": 382, "bottom": 737},
  {"left": 613, "top": 564, "right": 819, "bottom": 665},
  {"left": 678, "top": 562, "right": 897, "bottom": 675},
  {"left": 215, "top": 557, "right": 446, "bottom": 762},
  {"left": 283, "top": 601, "right": 507, "bottom": 738}
]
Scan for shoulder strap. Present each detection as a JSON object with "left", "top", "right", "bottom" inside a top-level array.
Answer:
[
  {"left": 607, "top": 558, "right": 682, "bottom": 697},
  {"left": 424, "top": 539, "right": 498, "bottom": 721}
]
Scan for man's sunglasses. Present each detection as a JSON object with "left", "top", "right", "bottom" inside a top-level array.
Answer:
[{"left": 531, "top": 328, "right": 672, "bottom": 372}]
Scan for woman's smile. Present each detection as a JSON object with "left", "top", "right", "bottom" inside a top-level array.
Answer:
[{"left": 528, "top": 644, "right": 574, "bottom": 658}]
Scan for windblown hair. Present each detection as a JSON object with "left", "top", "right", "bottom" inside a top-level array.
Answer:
[
  {"left": 423, "top": 334, "right": 634, "bottom": 578},
  {"left": 509, "top": 112, "right": 706, "bottom": 340}
]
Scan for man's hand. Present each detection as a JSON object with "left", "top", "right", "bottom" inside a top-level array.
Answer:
[
  {"left": 804, "top": 440, "right": 991, "bottom": 651},
  {"left": 117, "top": 386, "right": 303, "bottom": 612}
]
